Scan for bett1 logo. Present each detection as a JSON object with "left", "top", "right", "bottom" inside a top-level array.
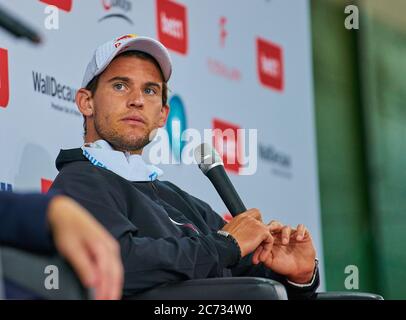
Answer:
[
  {"left": 39, "top": 0, "right": 73, "bottom": 11},
  {"left": 256, "top": 38, "right": 284, "bottom": 92},
  {"left": 156, "top": 0, "right": 188, "bottom": 55}
]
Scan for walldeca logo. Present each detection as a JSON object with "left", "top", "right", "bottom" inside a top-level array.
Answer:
[
  {"left": 100, "top": 0, "right": 133, "bottom": 24},
  {"left": 166, "top": 95, "right": 187, "bottom": 163},
  {"left": 41, "top": 178, "right": 53, "bottom": 193},
  {"left": 259, "top": 143, "right": 292, "bottom": 179},
  {"left": 32, "top": 71, "right": 77, "bottom": 103},
  {"left": 0, "top": 182, "right": 12, "bottom": 192},
  {"left": 212, "top": 119, "right": 242, "bottom": 174},
  {"left": 259, "top": 143, "right": 291, "bottom": 168},
  {"left": 0, "top": 48, "right": 10, "bottom": 108},
  {"left": 156, "top": 0, "right": 188, "bottom": 55},
  {"left": 256, "top": 37, "right": 284, "bottom": 92},
  {"left": 39, "top": 0, "right": 73, "bottom": 12}
]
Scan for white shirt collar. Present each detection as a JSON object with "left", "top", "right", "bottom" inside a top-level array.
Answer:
[{"left": 81, "top": 139, "right": 163, "bottom": 182}]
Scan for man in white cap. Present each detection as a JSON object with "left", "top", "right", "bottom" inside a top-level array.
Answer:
[{"left": 50, "top": 34, "right": 319, "bottom": 299}]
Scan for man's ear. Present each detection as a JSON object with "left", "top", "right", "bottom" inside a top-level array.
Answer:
[
  {"left": 76, "top": 88, "right": 94, "bottom": 117},
  {"left": 158, "top": 104, "right": 170, "bottom": 128}
]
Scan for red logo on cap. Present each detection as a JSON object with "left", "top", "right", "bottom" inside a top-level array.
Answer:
[
  {"left": 256, "top": 38, "right": 284, "bottom": 91},
  {"left": 115, "top": 35, "right": 135, "bottom": 42},
  {"left": 114, "top": 34, "right": 136, "bottom": 48},
  {"left": 0, "top": 48, "right": 10, "bottom": 108},
  {"left": 156, "top": 0, "right": 188, "bottom": 55},
  {"left": 212, "top": 118, "right": 242, "bottom": 174},
  {"left": 39, "top": 0, "right": 73, "bottom": 12}
]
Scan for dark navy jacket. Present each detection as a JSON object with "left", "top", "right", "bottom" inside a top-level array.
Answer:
[
  {"left": 51, "top": 148, "right": 319, "bottom": 299},
  {"left": 0, "top": 192, "right": 54, "bottom": 253}
]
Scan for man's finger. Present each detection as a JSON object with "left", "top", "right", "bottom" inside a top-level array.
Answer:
[
  {"left": 259, "top": 234, "right": 274, "bottom": 262},
  {"left": 296, "top": 224, "right": 306, "bottom": 241},
  {"left": 109, "top": 246, "right": 123, "bottom": 300},
  {"left": 252, "top": 246, "right": 263, "bottom": 265},
  {"left": 61, "top": 241, "right": 96, "bottom": 289},
  {"left": 281, "top": 226, "right": 292, "bottom": 245},
  {"left": 108, "top": 245, "right": 123, "bottom": 300},
  {"left": 90, "top": 241, "right": 114, "bottom": 300},
  {"left": 97, "top": 237, "right": 122, "bottom": 300},
  {"left": 268, "top": 220, "right": 284, "bottom": 232},
  {"left": 246, "top": 209, "right": 263, "bottom": 222}
]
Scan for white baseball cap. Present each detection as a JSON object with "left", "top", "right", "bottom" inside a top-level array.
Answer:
[{"left": 81, "top": 34, "right": 172, "bottom": 88}]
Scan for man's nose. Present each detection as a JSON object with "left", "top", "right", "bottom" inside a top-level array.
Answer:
[{"left": 127, "top": 89, "right": 144, "bottom": 108}]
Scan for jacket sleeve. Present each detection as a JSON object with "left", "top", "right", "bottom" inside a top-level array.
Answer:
[
  {"left": 50, "top": 169, "right": 241, "bottom": 297},
  {"left": 167, "top": 185, "right": 320, "bottom": 300},
  {"left": 0, "top": 192, "right": 55, "bottom": 253}
]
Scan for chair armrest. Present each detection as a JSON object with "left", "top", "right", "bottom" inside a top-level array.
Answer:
[
  {"left": 0, "top": 246, "right": 90, "bottom": 299},
  {"left": 125, "top": 277, "right": 288, "bottom": 300},
  {"left": 316, "top": 291, "right": 384, "bottom": 300}
]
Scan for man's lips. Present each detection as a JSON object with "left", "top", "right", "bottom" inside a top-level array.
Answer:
[{"left": 122, "top": 115, "right": 146, "bottom": 125}]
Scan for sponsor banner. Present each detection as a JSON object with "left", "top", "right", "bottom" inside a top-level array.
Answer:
[{"left": 0, "top": 0, "right": 324, "bottom": 287}]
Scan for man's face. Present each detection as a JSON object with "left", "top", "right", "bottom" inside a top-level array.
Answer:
[{"left": 87, "top": 55, "right": 169, "bottom": 153}]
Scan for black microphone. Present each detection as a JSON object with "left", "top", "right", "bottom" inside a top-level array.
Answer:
[
  {"left": 0, "top": 5, "right": 41, "bottom": 44},
  {"left": 194, "top": 143, "right": 247, "bottom": 216}
]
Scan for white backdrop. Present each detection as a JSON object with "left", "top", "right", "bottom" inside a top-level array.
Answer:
[{"left": 0, "top": 0, "right": 324, "bottom": 288}]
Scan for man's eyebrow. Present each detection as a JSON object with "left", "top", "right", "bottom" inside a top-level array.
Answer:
[
  {"left": 107, "top": 76, "right": 132, "bottom": 83},
  {"left": 144, "top": 82, "right": 162, "bottom": 89}
]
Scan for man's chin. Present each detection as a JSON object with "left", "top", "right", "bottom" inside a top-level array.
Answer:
[{"left": 109, "top": 137, "right": 150, "bottom": 152}]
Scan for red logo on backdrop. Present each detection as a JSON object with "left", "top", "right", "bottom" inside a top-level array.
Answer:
[
  {"left": 102, "top": 0, "right": 112, "bottom": 10},
  {"left": 0, "top": 48, "right": 9, "bottom": 108},
  {"left": 41, "top": 179, "right": 53, "bottom": 193},
  {"left": 256, "top": 38, "right": 284, "bottom": 91},
  {"left": 219, "top": 16, "right": 227, "bottom": 48},
  {"left": 156, "top": 0, "right": 188, "bottom": 55},
  {"left": 39, "top": 0, "right": 73, "bottom": 12},
  {"left": 212, "top": 119, "right": 242, "bottom": 174}
]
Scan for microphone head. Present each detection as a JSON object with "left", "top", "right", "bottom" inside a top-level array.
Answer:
[{"left": 194, "top": 143, "right": 223, "bottom": 175}]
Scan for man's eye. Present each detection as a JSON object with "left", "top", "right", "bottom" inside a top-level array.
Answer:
[
  {"left": 144, "top": 87, "right": 157, "bottom": 95},
  {"left": 113, "top": 83, "right": 126, "bottom": 91}
]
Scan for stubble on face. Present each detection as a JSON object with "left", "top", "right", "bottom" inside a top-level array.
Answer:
[{"left": 93, "top": 108, "right": 153, "bottom": 153}]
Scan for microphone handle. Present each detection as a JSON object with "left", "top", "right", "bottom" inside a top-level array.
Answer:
[
  {"left": 0, "top": 6, "right": 41, "bottom": 43},
  {"left": 206, "top": 165, "right": 247, "bottom": 216}
]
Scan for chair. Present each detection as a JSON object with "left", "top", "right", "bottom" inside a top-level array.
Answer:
[
  {"left": 126, "top": 277, "right": 289, "bottom": 300},
  {"left": 0, "top": 246, "right": 383, "bottom": 300},
  {"left": 0, "top": 246, "right": 90, "bottom": 299}
]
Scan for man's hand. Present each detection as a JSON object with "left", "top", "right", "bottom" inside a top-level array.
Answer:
[
  {"left": 252, "top": 221, "right": 316, "bottom": 284},
  {"left": 221, "top": 209, "right": 274, "bottom": 260},
  {"left": 47, "top": 195, "right": 124, "bottom": 300}
]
